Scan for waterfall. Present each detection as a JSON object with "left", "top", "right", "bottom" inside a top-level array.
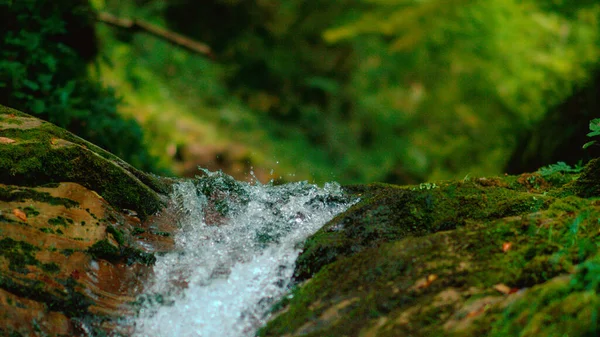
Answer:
[{"left": 130, "top": 169, "right": 355, "bottom": 337}]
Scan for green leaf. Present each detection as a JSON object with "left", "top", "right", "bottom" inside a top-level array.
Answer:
[
  {"left": 22, "top": 79, "right": 40, "bottom": 91},
  {"left": 583, "top": 141, "right": 596, "bottom": 149},
  {"left": 31, "top": 100, "right": 45, "bottom": 114}
]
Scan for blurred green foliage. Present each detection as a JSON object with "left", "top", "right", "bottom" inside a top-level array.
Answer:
[
  {"left": 0, "top": 0, "right": 164, "bottom": 173},
  {"left": 96, "top": 0, "right": 600, "bottom": 184},
  {"left": 5, "top": 0, "right": 599, "bottom": 183}
]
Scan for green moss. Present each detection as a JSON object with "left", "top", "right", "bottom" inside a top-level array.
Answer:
[
  {"left": 150, "top": 231, "right": 171, "bottom": 237},
  {"left": 132, "top": 227, "right": 146, "bottom": 235},
  {"left": 48, "top": 216, "right": 70, "bottom": 227},
  {"left": 61, "top": 248, "right": 75, "bottom": 257},
  {"left": 40, "top": 262, "right": 60, "bottom": 273},
  {"left": 106, "top": 225, "right": 125, "bottom": 246},
  {"left": 86, "top": 236, "right": 155, "bottom": 266},
  {"left": 22, "top": 206, "right": 39, "bottom": 217},
  {"left": 262, "top": 172, "right": 600, "bottom": 336},
  {"left": 0, "top": 186, "right": 78, "bottom": 208},
  {"left": 0, "top": 270, "right": 92, "bottom": 318},
  {"left": 294, "top": 180, "right": 555, "bottom": 280},
  {"left": 0, "top": 238, "right": 40, "bottom": 272},
  {"left": 87, "top": 239, "right": 120, "bottom": 261},
  {"left": 122, "top": 247, "right": 156, "bottom": 266},
  {"left": 39, "top": 228, "right": 54, "bottom": 234},
  {"left": 548, "top": 195, "right": 590, "bottom": 213},
  {"left": 570, "top": 158, "right": 600, "bottom": 198},
  {"left": 0, "top": 108, "right": 173, "bottom": 219}
]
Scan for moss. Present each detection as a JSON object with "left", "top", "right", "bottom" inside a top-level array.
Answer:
[
  {"left": 132, "top": 227, "right": 146, "bottom": 235},
  {"left": 87, "top": 239, "right": 120, "bottom": 261},
  {"left": 0, "top": 238, "right": 40, "bottom": 272},
  {"left": 86, "top": 237, "right": 155, "bottom": 266},
  {"left": 548, "top": 195, "right": 591, "bottom": 213},
  {"left": 0, "top": 271, "right": 92, "bottom": 318},
  {"left": 0, "top": 115, "right": 24, "bottom": 125},
  {"left": 0, "top": 139, "right": 162, "bottom": 219},
  {"left": 106, "top": 225, "right": 125, "bottom": 246},
  {"left": 294, "top": 180, "right": 555, "bottom": 280},
  {"left": 21, "top": 206, "right": 39, "bottom": 217},
  {"left": 570, "top": 158, "right": 600, "bottom": 198},
  {"left": 262, "top": 173, "right": 600, "bottom": 336},
  {"left": 61, "top": 248, "right": 75, "bottom": 257},
  {"left": 150, "top": 231, "right": 171, "bottom": 237},
  {"left": 0, "top": 107, "right": 173, "bottom": 219},
  {"left": 41, "top": 262, "right": 60, "bottom": 273},
  {"left": 0, "top": 186, "right": 78, "bottom": 208},
  {"left": 48, "top": 216, "right": 70, "bottom": 227},
  {"left": 122, "top": 247, "right": 156, "bottom": 266}
]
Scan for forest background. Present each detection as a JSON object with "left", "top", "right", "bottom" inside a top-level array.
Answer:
[{"left": 1, "top": 0, "right": 600, "bottom": 185}]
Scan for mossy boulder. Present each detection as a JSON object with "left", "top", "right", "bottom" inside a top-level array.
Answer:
[
  {"left": 260, "top": 166, "right": 600, "bottom": 336},
  {"left": 0, "top": 105, "right": 178, "bottom": 336},
  {"left": 0, "top": 104, "right": 171, "bottom": 219}
]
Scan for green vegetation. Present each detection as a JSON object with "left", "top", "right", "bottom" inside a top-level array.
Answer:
[
  {"left": 86, "top": 0, "right": 600, "bottom": 184},
  {"left": 0, "top": 185, "right": 79, "bottom": 208},
  {"left": 0, "top": 105, "right": 172, "bottom": 219},
  {"left": 0, "top": 238, "right": 39, "bottom": 272},
  {"left": 583, "top": 118, "right": 600, "bottom": 149},
  {"left": 0, "top": 0, "right": 164, "bottom": 173},
  {"left": 259, "top": 160, "right": 600, "bottom": 336},
  {"left": 2, "top": 1, "right": 598, "bottom": 183}
]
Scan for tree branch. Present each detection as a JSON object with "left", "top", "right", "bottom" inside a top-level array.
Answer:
[{"left": 96, "top": 12, "right": 214, "bottom": 59}]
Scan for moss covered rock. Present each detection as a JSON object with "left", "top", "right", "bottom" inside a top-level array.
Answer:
[
  {"left": 0, "top": 105, "right": 177, "bottom": 336},
  {"left": 260, "top": 169, "right": 600, "bottom": 336},
  {"left": 0, "top": 104, "right": 171, "bottom": 219}
]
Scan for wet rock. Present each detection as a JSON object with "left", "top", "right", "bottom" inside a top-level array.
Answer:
[
  {"left": 260, "top": 166, "right": 600, "bottom": 336},
  {"left": 0, "top": 105, "right": 177, "bottom": 336}
]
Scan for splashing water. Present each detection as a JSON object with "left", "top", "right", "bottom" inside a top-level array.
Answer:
[{"left": 131, "top": 170, "right": 355, "bottom": 337}]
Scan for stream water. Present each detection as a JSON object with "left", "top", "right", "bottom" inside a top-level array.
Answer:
[{"left": 130, "top": 169, "right": 355, "bottom": 337}]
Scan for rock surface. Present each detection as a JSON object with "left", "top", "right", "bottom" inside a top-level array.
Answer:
[
  {"left": 2, "top": 104, "right": 600, "bottom": 336},
  {"left": 0, "top": 105, "right": 177, "bottom": 336},
  {"left": 259, "top": 169, "right": 600, "bottom": 336}
]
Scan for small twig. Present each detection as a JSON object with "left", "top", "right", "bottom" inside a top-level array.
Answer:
[{"left": 96, "top": 11, "right": 214, "bottom": 59}]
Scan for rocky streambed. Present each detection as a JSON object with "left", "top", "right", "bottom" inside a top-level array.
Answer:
[{"left": 2, "top": 104, "right": 600, "bottom": 336}]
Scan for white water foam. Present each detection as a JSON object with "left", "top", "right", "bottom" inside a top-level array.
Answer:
[{"left": 131, "top": 170, "right": 354, "bottom": 337}]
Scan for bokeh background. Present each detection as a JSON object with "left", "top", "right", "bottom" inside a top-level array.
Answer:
[{"left": 2, "top": 0, "right": 600, "bottom": 184}]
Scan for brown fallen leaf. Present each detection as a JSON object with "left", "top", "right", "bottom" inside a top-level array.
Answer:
[
  {"left": 417, "top": 274, "right": 438, "bottom": 289},
  {"left": 13, "top": 208, "right": 27, "bottom": 222},
  {"left": 493, "top": 283, "right": 511, "bottom": 295},
  {"left": 51, "top": 137, "right": 58, "bottom": 145},
  {"left": 0, "top": 137, "right": 16, "bottom": 144},
  {"left": 502, "top": 242, "right": 512, "bottom": 252},
  {"left": 466, "top": 304, "right": 488, "bottom": 318},
  {"left": 494, "top": 283, "right": 519, "bottom": 295}
]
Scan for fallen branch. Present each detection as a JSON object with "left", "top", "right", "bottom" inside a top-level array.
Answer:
[{"left": 96, "top": 11, "right": 214, "bottom": 58}]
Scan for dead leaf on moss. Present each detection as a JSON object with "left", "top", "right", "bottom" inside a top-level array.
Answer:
[
  {"left": 493, "top": 283, "right": 519, "bottom": 295},
  {"left": 416, "top": 274, "right": 438, "bottom": 289},
  {"left": 0, "top": 137, "right": 15, "bottom": 144},
  {"left": 502, "top": 242, "right": 512, "bottom": 252},
  {"left": 493, "top": 283, "right": 511, "bottom": 294},
  {"left": 13, "top": 208, "right": 27, "bottom": 222},
  {"left": 466, "top": 304, "right": 488, "bottom": 318}
]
